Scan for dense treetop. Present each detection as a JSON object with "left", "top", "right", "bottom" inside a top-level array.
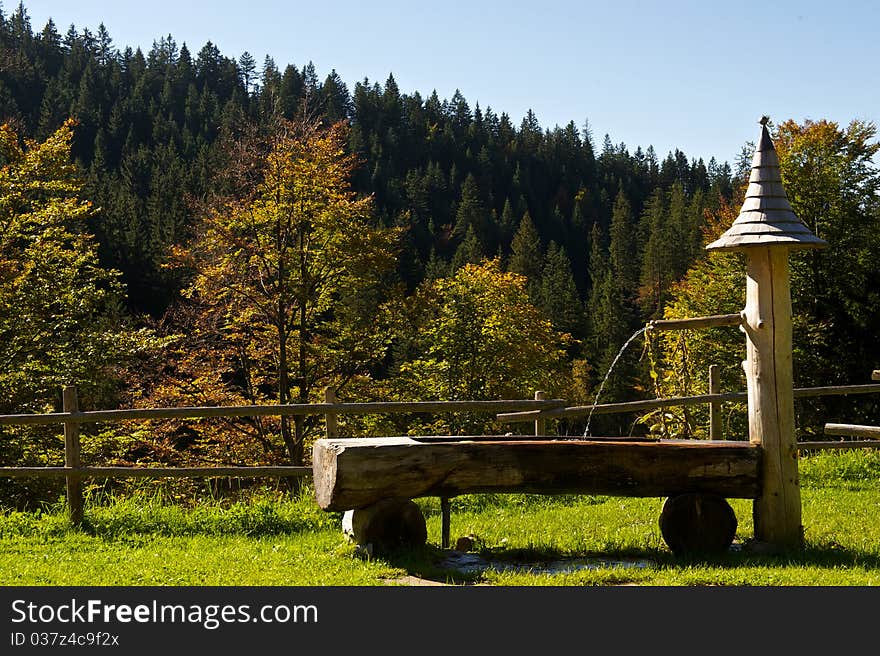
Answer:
[{"left": 0, "top": 3, "right": 733, "bottom": 318}]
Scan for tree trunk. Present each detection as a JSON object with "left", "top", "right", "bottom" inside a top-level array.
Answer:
[{"left": 278, "top": 323, "right": 297, "bottom": 464}]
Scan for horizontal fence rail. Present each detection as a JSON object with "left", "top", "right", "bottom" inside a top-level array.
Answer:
[
  {"left": 0, "top": 398, "right": 567, "bottom": 427},
  {"left": 0, "top": 466, "right": 312, "bottom": 479},
  {"left": 796, "top": 441, "right": 880, "bottom": 451},
  {"left": 496, "top": 384, "right": 880, "bottom": 423}
]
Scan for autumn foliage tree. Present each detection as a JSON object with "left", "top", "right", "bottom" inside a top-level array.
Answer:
[
  {"left": 395, "top": 258, "right": 570, "bottom": 434},
  {"left": 152, "top": 118, "right": 400, "bottom": 466},
  {"left": 775, "top": 119, "right": 880, "bottom": 428},
  {"left": 0, "top": 119, "right": 163, "bottom": 502},
  {"left": 0, "top": 119, "right": 160, "bottom": 413}
]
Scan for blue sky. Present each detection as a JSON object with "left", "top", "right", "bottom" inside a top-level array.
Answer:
[{"left": 14, "top": 0, "right": 880, "bottom": 166}]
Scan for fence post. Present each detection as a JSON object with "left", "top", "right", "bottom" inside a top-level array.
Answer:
[
  {"left": 709, "top": 365, "right": 722, "bottom": 440},
  {"left": 534, "top": 390, "right": 546, "bottom": 436},
  {"left": 63, "top": 386, "right": 83, "bottom": 526},
  {"left": 324, "top": 387, "right": 338, "bottom": 438}
]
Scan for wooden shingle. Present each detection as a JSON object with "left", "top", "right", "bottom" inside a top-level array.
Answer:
[{"left": 706, "top": 120, "right": 827, "bottom": 251}]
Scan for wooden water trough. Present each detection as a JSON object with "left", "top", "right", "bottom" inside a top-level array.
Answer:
[{"left": 313, "top": 435, "right": 761, "bottom": 555}]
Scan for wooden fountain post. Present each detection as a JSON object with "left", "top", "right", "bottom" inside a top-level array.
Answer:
[
  {"left": 743, "top": 246, "right": 800, "bottom": 546},
  {"left": 706, "top": 117, "right": 827, "bottom": 550}
]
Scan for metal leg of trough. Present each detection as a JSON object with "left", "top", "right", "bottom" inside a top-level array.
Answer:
[{"left": 440, "top": 496, "right": 451, "bottom": 549}]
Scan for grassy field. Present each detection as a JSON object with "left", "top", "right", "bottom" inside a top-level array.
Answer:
[{"left": 2, "top": 450, "right": 880, "bottom": 586}]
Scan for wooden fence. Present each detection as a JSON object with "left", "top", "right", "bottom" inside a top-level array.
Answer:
[
  {"left": 0, "top": 387, "right": 566, "bottom": 524},
  {"left": 2, "top": 376, "right": 879, "bottom": 525}
]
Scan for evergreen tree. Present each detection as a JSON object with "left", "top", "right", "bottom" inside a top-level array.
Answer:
[
  {"left": 507, "top": 210, "right": 542, "bottom": 302},
  {"left": 608, "top": 187, "right": 638, "bottom": 301},
  {"left": 451, "top": 225, "right": 484, "bottom": 272},
  {"left": 237, "top": 51, "right": 257, "bottom": 94},
  {"left": 666, "top": 182, "right": 691, "bottom": 280},
  {"left": 498, "top": 197, "right": 517, "bottom": 254},
  {"left": 453, "top": 173, "right": 490, "bottom": 251},
  {"left": 540, "top": 241, "right": 583, "bottom": 337},
  {"left": 638, "top": 187, "right": 670, "bottom": 317}
]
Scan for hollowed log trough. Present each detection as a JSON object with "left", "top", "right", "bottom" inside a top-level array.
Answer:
[{"left": 313, "top": 436, "right": 761, "bottom": 555}]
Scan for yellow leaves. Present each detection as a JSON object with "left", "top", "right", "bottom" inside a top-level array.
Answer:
[{"left": 402, "top": 258, "right": 571, "bottom": 407}]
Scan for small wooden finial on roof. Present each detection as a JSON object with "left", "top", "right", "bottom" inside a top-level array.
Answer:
[{"left": 705, "top": 118, "right": 827, "bottom": 251}]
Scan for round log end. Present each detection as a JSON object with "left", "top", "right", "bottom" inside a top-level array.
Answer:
[
  {"left": 342, "top": 498, "right": 427, "bottom": 551},
  {"left": 659, "top": 493, "right": 737, "bottom": 556}
]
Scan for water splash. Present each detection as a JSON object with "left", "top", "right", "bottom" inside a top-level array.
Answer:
[{"left": 583, "top": 326, "right": 648, "bottom": 437}]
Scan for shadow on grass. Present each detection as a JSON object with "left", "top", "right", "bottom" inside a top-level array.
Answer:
[{"left": 366, "top": 540, "right": 880, "bottom": 586}]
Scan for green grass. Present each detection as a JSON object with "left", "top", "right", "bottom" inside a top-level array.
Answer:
[{"left": 2, "top": 451, "right": 880, "bottom": 586}]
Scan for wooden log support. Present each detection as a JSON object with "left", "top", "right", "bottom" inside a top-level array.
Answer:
[
  {"left": 659, "top": 493, "right": 737, "bottom": 555},
  {"left": 312, "top": 437, "right": 761, "bottom": 511},
  {"left": 341, "top": 498, "right": 427, "bottom": 551},
  {"left": 743, "top": 247, "right": 802, "bottom": 548},
  {"left": 63, "top": 387, "right": 83, "bottom": 526}
]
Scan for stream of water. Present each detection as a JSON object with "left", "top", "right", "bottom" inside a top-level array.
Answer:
[{"left": 583, "top": 326, "right": 648, "bottom": 437}]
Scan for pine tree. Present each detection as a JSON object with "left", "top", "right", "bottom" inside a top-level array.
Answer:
[
  {"left": 608, "top": 187, "right": 638, "bottom": 299},
  {"left": 540, "top": 242, "right": 583, "bottom": 337},
  {"left": 498, "top": 198, "right": 517, "bottom": 255},
  {"left": 666, "top": 182, "right": 690, "bottom": 279},
  {"left": 238, "top": 51, "right": 257, "bottom": 94},
  {"left": 638, "top": 187, "right": 670, "bottom": 317},
  {"left": 451, "top": 225, "right": 484, "bottom": 272},
  {"left": 453, "top": 173, "right": 490, "bottom": 250},
  {"left": 507, "top": 210, "right": 542, "bottom": 302},
  {"left": 320, "top": 69, "right": 352, "bottom": 122}
]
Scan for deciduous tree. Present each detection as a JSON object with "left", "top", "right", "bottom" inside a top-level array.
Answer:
[
  {"left": 162, "top": 118, "right": 400, "bottom": 465},
  {"left": 0, "top": 119, "right": 160, "bottom": 414},
  {"left": 396, "top": 259, "right": 570, "bottom": 433}
]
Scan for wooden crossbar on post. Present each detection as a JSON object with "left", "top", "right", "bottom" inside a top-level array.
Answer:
[
  {"left": 647, "top": 313, "right": 742, "bottom": 331},
  {"left": 63, "top": 386, "right": 83, "bottom": 526}
]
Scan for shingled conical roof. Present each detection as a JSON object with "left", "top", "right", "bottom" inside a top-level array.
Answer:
[{"left": 706, "top": 117, "right": 827, "bottom": 251}]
